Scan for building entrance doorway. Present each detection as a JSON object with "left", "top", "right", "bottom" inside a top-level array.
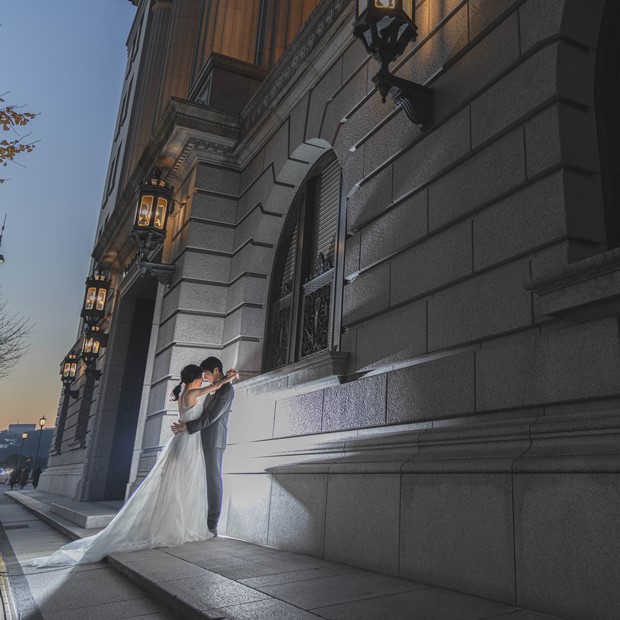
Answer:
[{"left": 103, "top": 280, "right": 157, "bottom": 500}]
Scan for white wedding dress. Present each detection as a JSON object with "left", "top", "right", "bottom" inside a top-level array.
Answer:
[{"left": 30, "top": 395, "right": 212, "bottom": 567}]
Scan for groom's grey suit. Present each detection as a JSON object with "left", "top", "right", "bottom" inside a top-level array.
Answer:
[{"left": 185, "top": 382, "right": 234, "bottom": 531}]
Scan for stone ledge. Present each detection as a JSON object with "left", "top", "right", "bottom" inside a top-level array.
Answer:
[
  {"left": 525, "top": 247, "right": 620, "bottom": 322},
  {"left": 50, "top": 502, "right": 117, "bottom": 529},
  {"left": 224, "top": 409, "right": 620, "bottom": 475},
  {"left": 238, "top": 350, "right": 350, "bottom": 397}
]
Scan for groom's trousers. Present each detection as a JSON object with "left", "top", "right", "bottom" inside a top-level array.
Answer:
[{"left": 204, "top": 447, "right": 225, "bottom": 530}]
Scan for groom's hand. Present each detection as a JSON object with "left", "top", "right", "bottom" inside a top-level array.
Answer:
[{"left": 171, "top": 421, "right": 187, "bottom": 434}]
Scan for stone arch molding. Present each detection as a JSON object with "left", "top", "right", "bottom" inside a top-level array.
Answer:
[{"left": 243, "top": 138, "right": 341, "bottom": 275}]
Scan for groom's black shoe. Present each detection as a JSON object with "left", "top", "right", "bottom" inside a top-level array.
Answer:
[{"left": 209, "top": 528, "right": 218, "bottom": 537}]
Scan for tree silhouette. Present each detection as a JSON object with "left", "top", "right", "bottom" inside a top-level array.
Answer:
[{"left": 0, "top": 289, "right": 32, "bottom": 378}]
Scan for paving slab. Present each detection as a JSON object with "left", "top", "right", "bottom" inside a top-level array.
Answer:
[{"left": 2, "top": 489, "right": 573, "bottom": 619}]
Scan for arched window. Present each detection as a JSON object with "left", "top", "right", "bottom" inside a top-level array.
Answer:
[
  {"left": 596, "top": 0, "right": 620, "bottom": 248},
  {"left": 264, "top": 154, "right": 344, "bottom": 370}
]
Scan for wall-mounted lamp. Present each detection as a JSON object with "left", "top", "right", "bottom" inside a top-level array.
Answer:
[
  {"left": 80, "top": 326, "right": 108, "bottom": 378},
  {"left": 353, "top": 0, "right": 432, "bottom": 128},
  {"left": 80, "top": 273, "right": 110, "bottom": 326},
  {"left": 61, "top": 353, "right": 80, "bottom": 398},
  {"left": 131, "top": 169, "right": 176, "bottom": 285}
]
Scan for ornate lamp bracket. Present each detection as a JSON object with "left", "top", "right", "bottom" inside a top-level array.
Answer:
[
  {"left": 139, "top": 261, "right": 175, "bottom": 286},
  {"left": 372, "top": 71, "right": 433, "bottom": 128}
]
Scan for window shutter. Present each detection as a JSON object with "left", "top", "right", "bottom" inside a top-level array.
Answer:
[
  {"left": 309, "top": 158, "right": 340, "bottom": 271},
  {"left": 280, "top": 223, "right": 298, "bottom": 297}
]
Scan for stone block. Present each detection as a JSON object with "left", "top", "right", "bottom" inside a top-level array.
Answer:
[
  {"left": 343, "top": 262, "right": 390, "bottom": 326},
  {"left": 190, "top": 192, "right": 237, "bottom": 224},
  {"left": 322, "top": 374, "right": 387, "bottom": 432},
  {"left": 234, "top": 202, "right": 283, "bottom": 249},
  {"left": 400, "top": 472, "right": 515, "bottom": 602},
  {"left": 470, "top": 44, "right": 558, "bottom": 147},
  {"left": 399, "top": 4, "right": 469, "bottom": 89},
  {"left": 238, "top": 169, "right": 277, "bottom": 222},
  {"left": 391, "top": 219, "right": 472, "bottom": 306},
  {"left": 267, "top": 473, "right": 328, "bottom": 556},
  {"left": 274, "top": 390, "right": 324, "bottom": 438},
  {"left": 226, "top": 274, "right": 269, "bottom": 310},
  {"left": 173, "top": 311, "right": 225, "bottom": 344},
  {"left": 174, "top": 249, "right": 230, "bottom": 282},
  {"left": 476, "top": 319, "right": 620, "bottom": 411},
  {"left": 362, "top": 109, "right": 421, "bottom": 176},
  {"left": 433, "top": 12, "right": 520, "bottom": 123},
  {"left": 564, "top": 169, "right": 605, "bottom": 244},
  {"left": 519, "top": 0, "right": 606, "bottom": 54},
  {"left": 429, "top": 128, "right": 526, "bottom": 230},
  {"left": 223, "top": 305, "right": 264, "bottom": 343},
  {"left": 347, "top": 165, "right": 393, "bottom": 233},
  {"left": 355, "top": 300, "right": 427, "bottom": 370},
  {"left": 194, "top": 163, "right": 240, "bottom": 196},
  {"left": 289, "top": 93, "right": 310, "bottom": 155},
  {"left": 360, "top": 189, "right": 427, "bottom": 269},
  {"left": 393, "top": 107, "right": 470, "bottom": 204},
  {"left": 264, "top": 120, "right": 290, "bottom": 179},
  {"left": 526, "top": 104, "right": 599, "bottom": 180},
  {"left": 518, "top": 0, "right": 563, "bottom": 56},
  {"left": 321, "top": 64, "right": 368, "bottom": 146},
  {"left": 177, "top": 281, "right": 228, "bottom": 315},
  {"left": 224, "top": 473, "right": 272, "bottom": 545},
  {"left": 186, "top": 220, "right": 234, "bottom": 253},
  {"left": 473, "top": 171, "right": 566, "bottom": 271},
  {"left": 468, "top": 0, "right": 520, "bottom": 40},
  {"left": 429, "top": 0, "right": 466, "bottom": 31},
  {"left": 324, "top": 473, "right": 400, "bottom": 575},
  {"left": 514, "top": 473, "right": 620, "bottom": 619},
  {"left": 306, "top": 59, "right": 343, "bottom": 140},
  {"left": 230, "top": 245, "right": 273, "bottom": 283},
  {"left": 341, "top": 39, "right": 369, "bottom": 83},
  {"left": 227, "top": 393, "right": 275, "bottom": 444},
  {"left": 240, "top": 147, "right": 265, "bottom": 194},
  {"left": 336, "top": 93, "right": 392, "bottom": 160},
  {"left": 387, "top": 352, "right": 475, "bottom": 424},
  {"left": 427, "top": 259, "right": 532, "bottom": 350},
  {"left": 345, "top": 231, "right": 361, "bottom": 277}
]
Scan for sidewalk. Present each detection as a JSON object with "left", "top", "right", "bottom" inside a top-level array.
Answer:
[{"left": 1, "top": 489, "right": 567, "bottom": 619}]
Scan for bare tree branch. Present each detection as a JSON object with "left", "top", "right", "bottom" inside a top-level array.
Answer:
[{"left": 0, "top": 291, "right": 33, "bottom": 379}]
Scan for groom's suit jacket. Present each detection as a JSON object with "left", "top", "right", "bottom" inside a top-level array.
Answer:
[{"left": 185, "top": 383, "right": 234, "bottom": 449}]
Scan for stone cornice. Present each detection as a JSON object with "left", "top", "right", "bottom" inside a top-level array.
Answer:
[
  {"left": 225, "top": 409, "right": 620, "bottom": 475},
  {"left": 525, "top": 247, "right": 620, "bottom": 322}
]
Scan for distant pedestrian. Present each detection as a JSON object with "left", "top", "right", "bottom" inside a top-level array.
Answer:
[
  {"left": 32, "top": 466, "right": 43, "bottom": 489},
  {"left": 9, "top": 468, "right": 20, "bottom": 490},
  {"left": 19, "top": 468, "right": 29, "bottom": 489}
]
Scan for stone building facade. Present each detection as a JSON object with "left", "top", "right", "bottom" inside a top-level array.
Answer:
[{"left": 42, "top": 0, "right": 620, "bottom": 617}]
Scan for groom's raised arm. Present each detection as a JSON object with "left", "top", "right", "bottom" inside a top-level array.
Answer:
[{"left": 185, "top": 384, "right": 234, "bottom": 434}]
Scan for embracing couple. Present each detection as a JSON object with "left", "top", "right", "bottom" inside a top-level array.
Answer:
[{"left": 30, "top": 356, "right": 238, "bottom": 568}]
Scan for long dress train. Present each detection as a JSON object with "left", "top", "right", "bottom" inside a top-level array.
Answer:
[{"left": 30, "top": 395, "right": 211, "bottom": 567}]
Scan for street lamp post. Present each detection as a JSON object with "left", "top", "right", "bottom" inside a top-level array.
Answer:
[
  {"left": 34, "top": 416, "right": 47, "bottom": 469},
  {"left": 17, "top": 432, "right": 28, "bottom": 469}
]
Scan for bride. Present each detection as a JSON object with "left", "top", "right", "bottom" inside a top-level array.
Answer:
[{"left": 30, "top": 364, "right": 237, "bottom": 567}]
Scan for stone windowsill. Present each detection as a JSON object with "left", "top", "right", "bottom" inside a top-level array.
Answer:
[
  {"left": 525, "top": 247, "right": 620, "bottom": 321},
  {"left": 239, "top": 350, "right": 350, "bottom": 397}
]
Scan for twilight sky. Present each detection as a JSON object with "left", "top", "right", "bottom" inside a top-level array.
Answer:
[{"left": 0, "top": 1, "right": 136, "bottom": 429}]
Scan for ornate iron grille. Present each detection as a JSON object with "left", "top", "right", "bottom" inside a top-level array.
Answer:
[
  {"left": 299, "top": 267, "right": 334, "bottom": 358},
  {"left": 269, "top": 293, "right": 293, "bottom": 368}
]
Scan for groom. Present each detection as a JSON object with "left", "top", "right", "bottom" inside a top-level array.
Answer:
[{"left": 172, "top": 356, "right": 234, "bottom": 536}]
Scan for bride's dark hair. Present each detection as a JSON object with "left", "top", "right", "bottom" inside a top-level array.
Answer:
[{"left": 170, "top": 364, "right": 203, "bottom": 401}]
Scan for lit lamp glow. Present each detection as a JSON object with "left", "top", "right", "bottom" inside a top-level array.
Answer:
[
  {"left": 80, "top": 325, "right": 108, "bottom": 374},
  {"left": 131, "top": 169, "right": 173, "bottom": 259},
  {"left": 80, "top": 273, "right": 110, "bottom": 325}
]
